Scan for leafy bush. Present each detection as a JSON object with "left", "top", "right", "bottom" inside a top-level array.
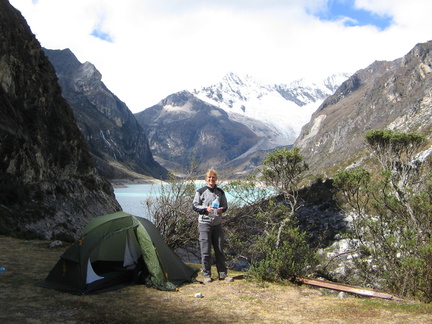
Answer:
[
  {"left": 225, "top": 147, "right": 317, "bottom": 281},
  {"left": 334, "top": 130, "right": 432, "bottom": 302},
  {"left": 248, "top": 219, "right": 316, "bottom": 281}
]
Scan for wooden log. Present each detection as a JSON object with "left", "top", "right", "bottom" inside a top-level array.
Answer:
[{"left": 293, "top": 276, "right": 404, "bottom": 301}]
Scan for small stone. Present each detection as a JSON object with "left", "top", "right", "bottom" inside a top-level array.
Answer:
[
  {"left": 194, "top": 292, "right": 203, "bottom": 298},
  {"left": 49, "top": 240, "right": 63, "bottom": 248}
]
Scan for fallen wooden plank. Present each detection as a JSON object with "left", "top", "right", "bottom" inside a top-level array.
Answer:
[{"left": 293, "top": 276, "right": 404, "bottom": 301}]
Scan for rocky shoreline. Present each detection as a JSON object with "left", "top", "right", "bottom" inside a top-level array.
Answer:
[{"left": 110, "top": 178, "right": 167, "bottom": 188}]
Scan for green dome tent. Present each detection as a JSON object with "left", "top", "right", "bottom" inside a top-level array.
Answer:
[{"left": 37, "top": 211, "right": 198, "bottom": 294}]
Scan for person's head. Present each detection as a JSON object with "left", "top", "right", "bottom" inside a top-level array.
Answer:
[{"left": 206, "top": 169, "right": 218, "bottom": 187}]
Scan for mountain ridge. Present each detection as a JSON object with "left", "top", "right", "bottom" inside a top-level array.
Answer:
[
  {"left": 43, "top": 48, "right": 169, "bottom": 180},
  {"left": 135, "top": 91, "right": 261, "bottom": 173},
  {"left": 295, "top": 40, "right": 432, "bottom": 177},
  {"left": 134, "top": 73, "right": 349, "bottom": 175},
  {"left": 192, "top": 72, "right": 350, "bottom": 145},
  {"left": 0, "top": 1, "right": 120, "bottom": 240}
]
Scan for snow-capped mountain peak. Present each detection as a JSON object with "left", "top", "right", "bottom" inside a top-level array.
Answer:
[{"left": 192, "top": 72, "right": 350, "bottom": 145}]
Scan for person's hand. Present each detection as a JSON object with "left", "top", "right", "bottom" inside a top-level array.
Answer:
[{"left": 206, "top": 206, "right": 221, "bottom": 213}]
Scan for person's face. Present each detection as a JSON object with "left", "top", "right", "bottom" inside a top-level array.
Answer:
[{"left": 207, "top": 174, "right": 217, "bottom": 187}]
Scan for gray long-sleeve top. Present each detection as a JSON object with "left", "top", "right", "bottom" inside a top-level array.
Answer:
[{"left": 192, "top": 185, "right": 228, "bottom": 225}]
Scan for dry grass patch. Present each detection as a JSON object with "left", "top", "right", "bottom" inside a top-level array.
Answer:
[{"left": 1, "top": 235, "right": 431, "bottom": 323}]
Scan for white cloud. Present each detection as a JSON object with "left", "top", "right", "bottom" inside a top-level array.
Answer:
[{"left": 9, "top": 0, "right": 432, "bottom": 112}]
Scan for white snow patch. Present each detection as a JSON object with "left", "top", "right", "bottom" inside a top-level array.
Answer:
[{"left": 192, "top": 72, "right": 349, "bottom": 146}]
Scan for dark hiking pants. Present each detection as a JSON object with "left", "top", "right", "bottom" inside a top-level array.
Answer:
[{"left": 198, "top": 223, "right": 227, "bottom": 278}]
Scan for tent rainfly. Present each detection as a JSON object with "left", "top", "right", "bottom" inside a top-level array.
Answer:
[{"left": 37, "top": 211, "right": 197, "bottom": 294}]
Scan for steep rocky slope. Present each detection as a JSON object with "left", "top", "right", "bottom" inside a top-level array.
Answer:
[
  {"left": 44, "top": 48, "right": 168, "bottom": 180},
  {"left": 135, "top": 91, "right": 260, "bottom": 173},
  {"left": 295, "top": 41, "right": 432, "bottom": 177},
  {"left": 0, "top": 0, "right": 121, "bottom": 240}
]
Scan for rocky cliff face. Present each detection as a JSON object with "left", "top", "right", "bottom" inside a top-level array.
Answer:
[
  {"left": 135, "top": 91, "right": 261, "bottom": 174},
  {"left": 44, "top": 48, "right": 168, "bottom": 180},
  {"left": 0, "top": 0, "right": 121, "bottom": 240},
  {"left": 295, "top": 41, "right": 432, "bottom": 177}
]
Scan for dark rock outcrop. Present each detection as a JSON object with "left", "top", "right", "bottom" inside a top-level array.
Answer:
[
  {"left": 296, "top": 179, "right": 346, "bottom": 245},
  {"left": 43, "top": 48, "right": 168, "bottom": 180},
  {"left": 0, "top": 0, "right": 121, "bottom": 240}
]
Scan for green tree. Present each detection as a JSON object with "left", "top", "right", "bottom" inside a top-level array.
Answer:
[
  {"left": 365, "top": 129, "right": 427, "bottom": 228},
  {"left": 260, "top": 147, "right": 309, "bottom": 248},
  {"left": 334, "top": 130, "right": 432, "bottom": 302},
  {"left": 225, "top": 147, "right": 315, "bottom": 281}
]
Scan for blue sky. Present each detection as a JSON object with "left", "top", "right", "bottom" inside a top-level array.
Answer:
[
  {"left": 9, "top": 0, "right": 432, "bottom": 112},
  {"left": 91, "top": 29, "right": 113, "bottom": 42},
  {"left": 88, "top": 1, "right": 394, "bottom": 43},
  {"left": 316, "top": 0, "right": 393, "bottom": 30}
]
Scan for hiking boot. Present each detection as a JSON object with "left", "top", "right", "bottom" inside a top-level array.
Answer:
[
  {"left": 203, "top": 276, "right": 213, "bottom": 283},
  {"left": 219, "top": 274, "right": 234, "bottom": 282}
]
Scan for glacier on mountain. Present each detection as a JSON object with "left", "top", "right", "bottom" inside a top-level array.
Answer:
[{"left": 192, "top": 72, "right": 350, "bottom": 146}]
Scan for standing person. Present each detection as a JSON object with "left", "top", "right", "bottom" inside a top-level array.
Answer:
[{"left": 193, "top": 169, "right": 233, "bottom": 283}]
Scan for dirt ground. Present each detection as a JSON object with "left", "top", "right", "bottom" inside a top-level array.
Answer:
[{"left": 1, "top": 235, "right": 431, "bottom": 324}]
